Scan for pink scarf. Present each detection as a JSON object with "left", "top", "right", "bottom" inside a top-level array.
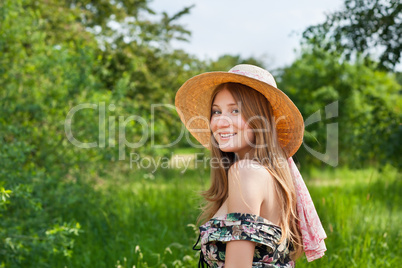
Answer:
[{"left": 288, "top": 157, "right": 327, "bottom": 262}]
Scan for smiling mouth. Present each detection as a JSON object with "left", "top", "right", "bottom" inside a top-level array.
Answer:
[{"left": 219, "top": 133, "right": 237, "bottom": 139}]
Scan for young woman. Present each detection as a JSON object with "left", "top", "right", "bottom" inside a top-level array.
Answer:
[{"left": 175, "top": 64, "right": 327, "bottom": 267}]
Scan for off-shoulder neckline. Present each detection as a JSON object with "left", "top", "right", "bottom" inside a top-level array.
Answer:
[{"left": 206, "top": 212, "right": 281, "bottom": 228}]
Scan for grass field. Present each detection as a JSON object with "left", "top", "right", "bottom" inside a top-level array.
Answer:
[{"left": 55, "top": 159, "right": 401, "bottom": 268}]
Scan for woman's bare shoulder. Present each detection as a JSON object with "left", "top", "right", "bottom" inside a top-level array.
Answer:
[
  {"left": 227, "top": 159, "right": 273, "bottom": 215},
  {"left": 228, "top": 159, "right": 274, "bottom": 195},
  {"left": 229, "top": 159, "right": 272, "bottom": 179}
]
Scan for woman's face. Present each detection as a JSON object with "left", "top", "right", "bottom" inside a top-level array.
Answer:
[{"left": 210, "top": 87, "right": 255, "bottom": 159}]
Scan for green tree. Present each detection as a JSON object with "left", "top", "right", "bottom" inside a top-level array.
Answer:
[
  {"left": 278, "top": 47, "right": 401, "bottom": 169},
  {"left": 206, "top": 54, "right": 267, "bottom": 71},
  {"left": 0, "top": 0, "right": 202, "bottom": 265},
  {"left": 302, "top": 0, "right": 402, "bottom": 71}
]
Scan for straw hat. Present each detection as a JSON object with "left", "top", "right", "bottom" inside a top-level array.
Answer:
[{"left": 174, "top": 64, "right": 304, "bottom": 157}]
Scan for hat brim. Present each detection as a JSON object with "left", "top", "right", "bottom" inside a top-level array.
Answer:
[{"left": 175, "top": 71, "right": 304, "bottom": 157}]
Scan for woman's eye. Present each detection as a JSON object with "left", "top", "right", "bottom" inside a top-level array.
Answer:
[{"left": 211, "top": 109, "right": 239, "bottom": 115}]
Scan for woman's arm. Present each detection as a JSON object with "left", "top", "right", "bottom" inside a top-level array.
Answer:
[{"left": 224, "top": 159, "right": 273, "bottom": 268}]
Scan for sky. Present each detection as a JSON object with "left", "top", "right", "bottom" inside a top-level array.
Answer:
[{"left": 148, "top": 0, "right": 346, "bottom": 70}]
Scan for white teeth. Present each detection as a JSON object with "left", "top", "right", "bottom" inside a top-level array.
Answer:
[{"left": 220, "top": 133, "right": 236, "bottom": 138}]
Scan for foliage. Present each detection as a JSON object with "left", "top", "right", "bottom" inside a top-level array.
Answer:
[
  {"left": 0, "top": 0, "right": 201, "bottom": 265},
  {"left": 206, "top": 54, "right": 267, "bottom": 72},
  {"left": 278, "top": 47, "right": 401, "bottom": 169},
  {"left": 302, "top": 0, "right": 402, "bottom": 71}
]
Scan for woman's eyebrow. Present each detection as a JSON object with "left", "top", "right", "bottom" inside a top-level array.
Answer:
[{"left": 212, "top": 103, "right": 237, "bottom": 107}]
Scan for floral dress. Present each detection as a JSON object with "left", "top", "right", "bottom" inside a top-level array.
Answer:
[{"left": 193, "top": 213, "right": 295, "bottom": 268}]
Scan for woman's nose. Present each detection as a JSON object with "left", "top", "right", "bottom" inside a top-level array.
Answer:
[{"left": 216, "top": 114, "right": 232, "bottom": 128}]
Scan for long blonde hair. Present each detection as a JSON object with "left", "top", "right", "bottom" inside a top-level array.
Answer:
[{"left": 197, "top": 82, "right": 303, "bottom": 260}]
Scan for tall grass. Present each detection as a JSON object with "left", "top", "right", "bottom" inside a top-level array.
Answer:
[
  {"left": 298, "top": 164, "right": 401, "bottom": 267},
  {"left": 53, "top": 161, "right": 400, "bottom": 267}
]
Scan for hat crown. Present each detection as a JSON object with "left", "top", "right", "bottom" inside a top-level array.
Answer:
[{"left": 228, "top": 64, "right": 278, "bottom": 88}]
